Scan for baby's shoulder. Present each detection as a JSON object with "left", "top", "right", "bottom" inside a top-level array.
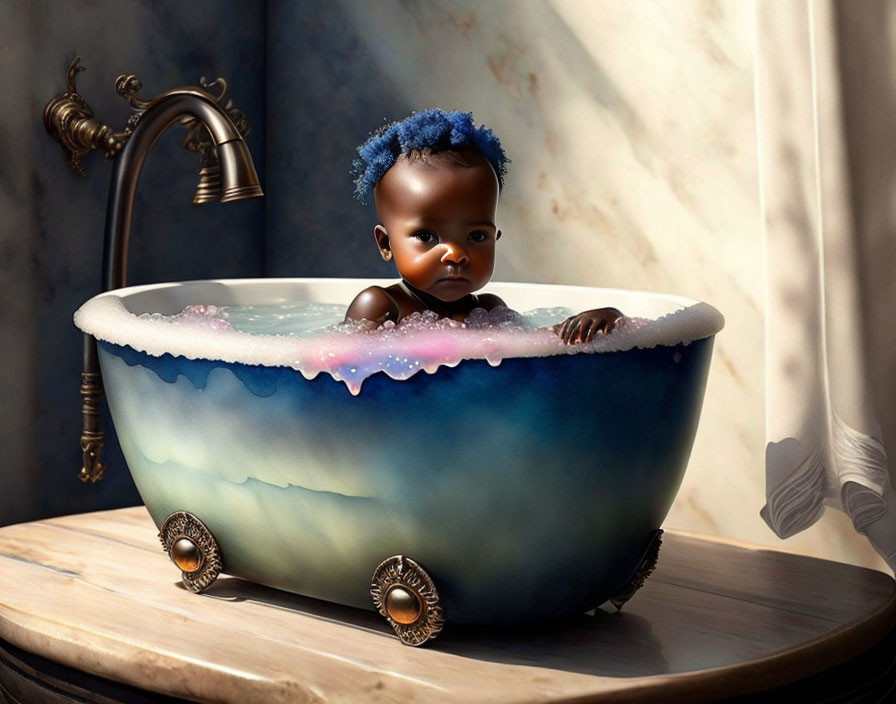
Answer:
[
  {"left": 345, "top": 285, "right": 401, "bottom": 324},
  {"left": 476, "top": 292, "right": 506, "bottom": 311}
]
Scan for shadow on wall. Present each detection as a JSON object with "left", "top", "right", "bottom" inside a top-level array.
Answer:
[
  {"left": 0, "top": 0, "right": 265, "bottom": 526},
  {"left": 265, "top": 0, "right": 408, "bottom": 278}
]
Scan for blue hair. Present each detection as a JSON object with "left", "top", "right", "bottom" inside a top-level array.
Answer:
[{"left": 352, "top": 109, "right": 509, "bottom": 203}]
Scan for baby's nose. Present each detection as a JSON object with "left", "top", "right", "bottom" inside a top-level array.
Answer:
[{"left": 441, "top": 243, "right": 469, "bottom": 266}]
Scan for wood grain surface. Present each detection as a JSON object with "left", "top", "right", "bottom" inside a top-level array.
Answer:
[{"left": 0, "top": 507, "right": 892, "bottom": 703}]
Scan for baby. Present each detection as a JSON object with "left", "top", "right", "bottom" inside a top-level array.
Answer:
[{"left": 345, "top": 109, "right": 621, "bottom": 344}]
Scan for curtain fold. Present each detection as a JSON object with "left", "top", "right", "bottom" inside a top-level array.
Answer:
[{"left": 756, "top": 0, "right": 895, "bottom": 570}]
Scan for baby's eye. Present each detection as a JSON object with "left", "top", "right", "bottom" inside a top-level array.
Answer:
[
  {"left": 413, "top": 230, "right": 437, "bottom": 244},
  {"left": 468, "top": 230, "right": 489, "bottom": 243}
]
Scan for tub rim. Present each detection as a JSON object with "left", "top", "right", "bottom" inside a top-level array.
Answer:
[{"left": 75, "top": 278, "right": 725, "bottom": 372}]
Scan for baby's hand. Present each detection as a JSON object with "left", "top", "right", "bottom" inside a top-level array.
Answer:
[{"left": 554, "top": 308, "right": 623, "bottom": 344}]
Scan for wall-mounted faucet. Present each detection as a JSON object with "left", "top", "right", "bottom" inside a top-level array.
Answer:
[{"left": 45, "top": 57, "right": 263, "bottom": 483}]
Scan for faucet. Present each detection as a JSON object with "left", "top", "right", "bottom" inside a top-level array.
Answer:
[{"left": 45, "top": 58, "right": 263, "bottom": 483}]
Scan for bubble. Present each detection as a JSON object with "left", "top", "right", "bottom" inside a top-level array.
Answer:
[{"left": 139, "top": 304, "right": 234, "bottom": 332}]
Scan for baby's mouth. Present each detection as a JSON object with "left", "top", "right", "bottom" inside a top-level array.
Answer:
[{"left": 438, "top": 269, "right": 469, "bottom": 282}]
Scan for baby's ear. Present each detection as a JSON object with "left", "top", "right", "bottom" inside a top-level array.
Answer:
[{"left": 374, "top": 225, "right": 392, "bottom": 261}]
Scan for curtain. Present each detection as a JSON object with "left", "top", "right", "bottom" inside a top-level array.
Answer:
[{"left": 756, "top": 0, "right": 895, "bottom": 570}]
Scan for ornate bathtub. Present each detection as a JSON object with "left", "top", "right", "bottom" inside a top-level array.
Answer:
[{"left": 74, "top": 278, "right": 723, "bottom": 645}]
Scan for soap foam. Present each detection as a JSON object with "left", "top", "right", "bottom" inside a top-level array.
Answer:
[{"left": 75, "top": 296, "right": 723, "bottom": 395}]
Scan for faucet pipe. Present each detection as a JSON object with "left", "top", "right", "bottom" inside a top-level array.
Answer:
[
  {"left": 43, "top": 68, "right": 263, "bottom": 483},
  {"left": 77, "top": 89, "right": 262, "bottom": 482}
]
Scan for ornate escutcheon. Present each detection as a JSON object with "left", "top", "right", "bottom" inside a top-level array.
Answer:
[
  {"left": 370, "top": 555, "right": 445, "bottom": 646},
  {"left": 159, "top": 511, "right": 223, "bottom": 593}
]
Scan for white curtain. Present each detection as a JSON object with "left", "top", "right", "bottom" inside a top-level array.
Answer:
[{"left": 756, "top": 0, "right": 895, "bottom": 570}]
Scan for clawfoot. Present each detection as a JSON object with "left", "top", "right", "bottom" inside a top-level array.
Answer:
[
  {"left": 609, "top": 529, "right": 663, "bottom": 611},
  {"left": 159, "top": 511, "right": 223, "bottom": 593},
  {"left": 370, "top": 555, "right": 445, "bottom": 646}
]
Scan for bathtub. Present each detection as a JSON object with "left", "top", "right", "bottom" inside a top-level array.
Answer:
[{"left": 74, "top": 278, "right": 722, "bottom": 645}]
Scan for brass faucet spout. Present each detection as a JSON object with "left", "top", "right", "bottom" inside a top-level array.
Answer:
[
  {"left": 102, "top": 90, "right": 262, "bottom": 290},
  {"left": 218, "top": 140, "right": 264, "bottom": 202}
]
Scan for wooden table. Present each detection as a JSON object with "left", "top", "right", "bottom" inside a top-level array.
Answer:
[{"left": 0, "top": 507, "right": 893, "bottom": 703}]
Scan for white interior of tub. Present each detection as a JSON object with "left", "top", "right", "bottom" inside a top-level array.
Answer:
[{"left": 74, "top": 278, "right": 724, "bottom": 394}]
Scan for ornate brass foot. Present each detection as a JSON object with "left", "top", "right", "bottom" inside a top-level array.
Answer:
[
  {"left": 609, "top": 529, "right": 663, "bottom": 611},
  {"left": 370, "top": 556, "right": 445, "bottom": 646},
  {"left": 159, "top": 511, "right": 222, "bottom": 593}
]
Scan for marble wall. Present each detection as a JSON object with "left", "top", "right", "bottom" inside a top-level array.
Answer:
[
  {"left": 266, "top": 0, "right": 886, "bottom": 571},
  {"left": 3, "top": 0, "right": 889, "bottom": 571}
]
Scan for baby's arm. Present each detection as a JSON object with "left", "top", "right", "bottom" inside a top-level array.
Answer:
[
  {"left": 344, "top": 286, "right": 400, "bottom": 327},
  {"left": 554, "top": 307, "right": 623, "bottom": 344}
]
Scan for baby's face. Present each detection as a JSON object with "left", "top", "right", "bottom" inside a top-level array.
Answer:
[{"left": 374, "top": 152, "right": 501, "bottom": 302}]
